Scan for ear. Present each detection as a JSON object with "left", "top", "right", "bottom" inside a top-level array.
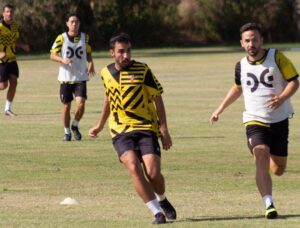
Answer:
[
  {"left": 240, "top": 39, "right": 244, "bottom": 48},
  {"left": 109, "top": 49, "right": 115, "bottom": 57}
]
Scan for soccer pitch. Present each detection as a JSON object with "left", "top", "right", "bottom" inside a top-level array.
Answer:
[{"left": 0, "top": 47, "right": 300, "bottom": 227}]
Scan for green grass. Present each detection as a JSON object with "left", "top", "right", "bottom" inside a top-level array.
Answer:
[{"left": 1, "top": 47, "right": 300, "bottom": 227}]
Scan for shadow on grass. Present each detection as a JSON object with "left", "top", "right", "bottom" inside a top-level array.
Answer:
[
  {"left": 173, "top": 136, "right": 225, "bottom": 139},
  {"left": 183, "top": 213, "right": 300, "bottom": 222}
]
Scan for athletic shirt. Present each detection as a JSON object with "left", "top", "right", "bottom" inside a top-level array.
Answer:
[
  {"left": 0, "top": 20, "right": 19, "bottom": 63},
  {"left": 235, "top": 48, "right": 298, "bottom": 124},
  {"left": 101, "top": 61, "right": 163, "bottom": 138},
  {"left": 51, "top": 32, "right": 88, "bottom": 82}
]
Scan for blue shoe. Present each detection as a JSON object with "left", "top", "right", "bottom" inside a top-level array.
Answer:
[
  {"left": 71, "top": 125, "right": 82, "bottom": 140},
  {"left": 159, "top": 198, "right": 176, "bottom": 220},
  {"left": 152, "top": 212, "right": 166, "bottom": 224}
]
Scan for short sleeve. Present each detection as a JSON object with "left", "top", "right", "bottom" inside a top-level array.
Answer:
[
  {"left": 235, "top": 61, "right": 241, "bottom": 86},
  {"left": 144, "top": 68, "right": 163, "bottom": 98},
  {"left": 275, "top": 50, "right": 299, "bottom": 81},
  {"left": 50, "top": 34, "right": 63, "bottom": 54}
]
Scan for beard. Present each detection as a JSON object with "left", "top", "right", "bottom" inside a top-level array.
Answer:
[{"left": 247, "top": 48, "right": 259, "bottom": 57}]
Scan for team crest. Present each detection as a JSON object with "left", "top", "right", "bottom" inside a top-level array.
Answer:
[{"left": 130, "top": 74, "right": 135, "bottom": 82}]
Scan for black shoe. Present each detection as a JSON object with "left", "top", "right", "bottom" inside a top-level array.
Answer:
[
  {"left": 63, "top": 133, "right": 72, "bottom": 141},
  {"left": 265, "top": 203, "right": 278, "bottom": 219},
  {"left": 159, "top": 198, "right": 176, "bottom": 220},
  {"left": 152, "top": 212, "right": 166, "bottom": 224},
  {"left": 71, "top": 125, "right": 82, "bottom": 140}
]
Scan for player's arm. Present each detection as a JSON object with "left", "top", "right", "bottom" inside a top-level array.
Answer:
[
  {"left": 85, "top": 35, "right": 95, "bottom": 76},
  {"left": 209, "top": 85, "right": 242, "bottom": 124},
  {"left": 267, "top": 51, "right": 299, "bottom": 109},
  {"left": 50, "top": 35, "right": 71, "bottom": 65},
  {"left": 16, "top": 40, "right": 30, "bottom": 52},
  {"left": 89, "top": 94, "right": 110, "bottom": 138},
  {"left": 154, "top": 95, "right": 172, "bottom": 150}
]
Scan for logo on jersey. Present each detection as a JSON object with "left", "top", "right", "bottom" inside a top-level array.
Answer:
[
  {"left": 246, "top": 69, "right": 274, "bottom": 92},
  {"left": 66, "top": 46, "right": 84, "bottom": 59}
]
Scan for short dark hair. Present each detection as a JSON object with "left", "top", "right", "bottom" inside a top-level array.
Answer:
[
  {"left": 240, "top": 22, "right": 262, "bottom": 37},
  {"left": 109, "top": 33, "right": 131, "bottom": 49},
  {"left": 65, "top": 12, "right": 80, "bottom": 22},
  {"left": 2, "top": 3, "right": 14, "bottom": 12}
]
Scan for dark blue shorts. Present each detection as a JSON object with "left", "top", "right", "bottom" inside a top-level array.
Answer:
[
  {"left": 246, "top": 118, "right": 289, "bottom": 157},
  {"left": 60, "top": 81, "right": 87, "bottom": 104},
  {"left": 0, "top": 61, "right": 19, "bottom": 82},
  {"left": 112, "top": 130, "right": 161, "bottom": 160}
]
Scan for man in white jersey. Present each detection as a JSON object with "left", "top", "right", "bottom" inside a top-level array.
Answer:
[
  {"left": 210, "top": 22, "right": 299, "bottom": 219},
  {"left": 50, "top": 13, "right": 95, "bottom": 141}
]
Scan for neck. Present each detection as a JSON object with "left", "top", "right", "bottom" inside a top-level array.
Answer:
[
  {"left": 68, "top": 31, "right": 78, "bottom": 37},
  {"left": 248, "top": 49, "right": 265, "bottom": 62}
]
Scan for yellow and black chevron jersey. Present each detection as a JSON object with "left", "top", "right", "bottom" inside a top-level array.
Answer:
[
  {"left": 101, "top": 61, "right": 163, "bottom": 138},
  {"left": 50, "top": 33, "right": 91, "bottom": 55},
  {"left": 0, "top": 20, "right": 19, "bottom": 63}
]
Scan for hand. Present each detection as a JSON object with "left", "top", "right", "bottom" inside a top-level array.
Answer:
[
  {"left": 88, "top": 126, "right": 102, "bottom": 138},
  {"left": 88, "top": 62, "right": 96, "bottom": 77},
  {"left": 266, "top": 94, "right": 283, "bottom": 109},
  {"left": 0, "top": 52, "right": 6, "bottom": 60},
  {"left": 160, "top": 127, "right": 172, "bottom": 150},
  {"left": 61, "top": 58, "right": 72, "bottom": 65},
  {"left": 209, "top": 110, "right": 220, "bottom": 124},
  {"left": 22, "top": 44, "right": 30, "bottom": 53}
]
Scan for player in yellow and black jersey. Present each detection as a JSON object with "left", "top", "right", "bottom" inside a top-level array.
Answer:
[
  {"left": 89, "top": 33, "right": 176, "bottom": 224},
  {"left": 0, "top": 3, "right": 30, "bottom": 116}
]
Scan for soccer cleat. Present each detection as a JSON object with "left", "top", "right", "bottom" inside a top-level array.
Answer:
[
  {"left": 152, "top": 212, "right": 166, "bottom": 224},
  {"left": 265, "top": 203, "right": 278, "bottom": 219},
  {"left": 63, "top": 133, "right": 72, "bottom": 141},
  {"left": 4, "top": 110, "right": 17, "bottom": 117},
  {"left": 71, "top": 125, "right": 82, "bottom": 140},
  {"left": 159, "top": 198, "right": 177, "bottom": 220}
]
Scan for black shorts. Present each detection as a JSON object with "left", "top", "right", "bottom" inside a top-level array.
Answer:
[
  {"left": 0, "top": 61, "right": 19, "bottom": 82},
  {"left": 246, "top": 118, "right": 289, "bottom": 157},
  {"left": 112, "top": 130, "right": 161, "bottom": 160},
  {"left": 60, "top": 81, "right": 87, "bottom": 104}
]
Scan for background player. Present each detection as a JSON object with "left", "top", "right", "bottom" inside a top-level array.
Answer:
[
  {"left": 0, "top": 3, "right": 30, "bottom": 116},
  {"left": 50, "top": 12, "right": 95, "bottom": 141}
]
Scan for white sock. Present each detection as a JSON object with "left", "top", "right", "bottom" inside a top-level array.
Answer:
[
  {"left": 146, "top": 199, "right": 162, "bottom": 215},
  {"left": 72, "top": 120, "right": 79, "bottom": 127},
  {"left": 155, "top": 193, "right": 166, "bottom": 202},
  {"left": 64, "top": 128, "right": 71, "bottom": 134},
  {"left": 262, "top": 195, "right": 273, "bottom": 209},
  {"left": 5, "top": 100, "right": 11, "bottom": 111}
]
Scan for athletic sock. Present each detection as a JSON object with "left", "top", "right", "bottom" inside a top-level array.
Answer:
[
  {"left": 155, "top": 193, "right": 166, "bottom": 202},
  {"left": 262, "top": 195, "right": 273, "bottom": 209},
  {"left": 5, "top": 100, "right": 11, "bottom": 111},
  {"left": 146, "top": 199, "right": 162, "bottom": 215},
  {"left": 72, "top": 120, "right": 79, "bottom": 127},
  {"left": 64, "top": 128, "right": 71, "bottom": 135}
]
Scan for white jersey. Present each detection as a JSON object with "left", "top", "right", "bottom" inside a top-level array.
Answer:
[
  {"left": 57, "top": 32, "right": 88, "bottom": 82},
  {"left": 240, "top": 48, "right": 293, "bottom": 123}
]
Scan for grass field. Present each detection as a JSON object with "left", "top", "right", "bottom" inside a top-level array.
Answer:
[{"left": 0, "top": 47, "right": 300, "bottom": 227}]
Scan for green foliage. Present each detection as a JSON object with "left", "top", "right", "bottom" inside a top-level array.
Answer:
[{"left": 0, "top": 0, "right": 298, "bottom": 50}]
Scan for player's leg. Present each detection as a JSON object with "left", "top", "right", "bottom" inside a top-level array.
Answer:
[
  {"left": 71, "top": 82, "right": 87, "bottom": 140},
  {"left": 247, "top": 124, "right": 278, "bottom": 219},
  {"left": 114, "top": 133, "right": 165, "bottom": 224},
  {"left": 60, "top": 83, "right": 73, "bottom": 141},
  {"left": 140, "top": 133, "right": 176, "bottom": 220},
  {"left": 120, "top": 150, "right": 165, "bottom": 224},
  {"left": 4, "top": 62, "right": 19, "bottom": 116},
  {"left": 270, "top": 155, "right": 287, "bottom": 176}
]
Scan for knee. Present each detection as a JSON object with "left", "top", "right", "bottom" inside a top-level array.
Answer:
[
  {"left": 271, "top": 165, "right": 286, "bottom": 176},
  {"left": 253, "top": 145, "right": 269, "bottom": 160},
  {"left": 0, "top": 82, "right": 8, "bottom": 90},
  {"left": 127, "top": 162, "right": 143, "bottom": 177},
  {"left": 145, "top": 168, "right": 162, "bottom": 181}
]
